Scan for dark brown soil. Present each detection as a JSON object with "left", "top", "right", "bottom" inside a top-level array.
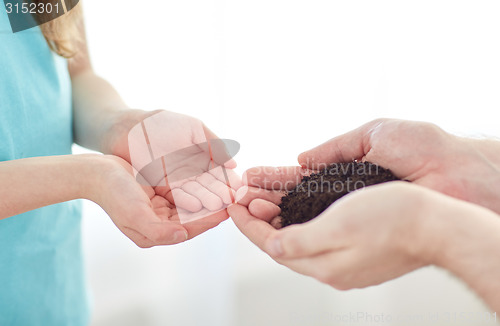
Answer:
[{"left": 279, "top": 162, "right": 400, "bottom": 227}]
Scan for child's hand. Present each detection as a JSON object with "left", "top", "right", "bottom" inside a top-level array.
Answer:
[
  {"left": 104, "top": 110, "right": 242, "bottom": 224},
  {"left": 90, "top": 155, "right": 235, "bottom": 247}
]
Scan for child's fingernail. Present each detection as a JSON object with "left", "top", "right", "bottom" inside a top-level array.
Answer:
[
  {"left": 268, "top": 238, "right": 284, "bottom": 257},
  {"left": 174, "top": 230, "right": 188, "bottom": 243}
]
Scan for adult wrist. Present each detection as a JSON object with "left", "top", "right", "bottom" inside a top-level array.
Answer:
[
  {"left": 399, "top": 187, "right": 442, "bottom": 264},
  {"left": 451, "top": 136, "right": 500, "bottom": 214},
  {"left": 428, "top": 198, "right": 500, "bottom": 310},
  {"left": 423, "top": 193, "right": 495, "bottom": 270},
  {"left": 464, "top": 137, "right": 500, "bottom": 170},
  {"left": 402, "top": 187, "right": 478, "bottom": 268}
]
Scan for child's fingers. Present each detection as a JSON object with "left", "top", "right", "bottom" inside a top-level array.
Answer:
[
  {"left": 209, "top": 166, "right": 242, "bottom": 190},
  {"left": 181, "top": 181, "right": 223, "bottom": 211},
  {"left": 180, "top": 209, "right": 229, "bottom": 238},
  {"left": 196, "top": 172, "right": 234, "bottom": 205},
  {"left": 169, "top": 188, "right": 203, "bottom": 212}
]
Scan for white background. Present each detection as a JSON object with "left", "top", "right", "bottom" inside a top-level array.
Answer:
[{"left": 80, "top": 1, "right": 500, "bottom": 325}]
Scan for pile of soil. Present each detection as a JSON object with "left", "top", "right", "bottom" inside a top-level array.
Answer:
[{"left": 279, "top": 162, "right": 400, "bottom": 227}]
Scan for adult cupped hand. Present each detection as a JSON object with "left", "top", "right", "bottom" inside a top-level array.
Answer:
[
  {"left": 298, "top": 118, "right": 500, "bottom": 214},
  {"left": 228, "top": 118, "right": 500, "bottom": 293},
  {"left": 229, "top": 182, "right": 457, "bottom": 289},
  {"left": 236, "top": 118, "right": 500, "bottom": 228}
]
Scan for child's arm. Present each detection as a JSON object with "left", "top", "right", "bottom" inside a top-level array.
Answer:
[
  {"left": 0, "top": 154, "right": 189, "bottom": 246},
  {"left": 68, "top": 17, "right": 134, "bottom": 155},
  {"left": 66, "top": 14, "right": 239, "bottom": 236},
  {"left": 0, "top": 155, "right": 99, "bottom": 219}
]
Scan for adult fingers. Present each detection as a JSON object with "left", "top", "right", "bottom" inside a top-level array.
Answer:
[
  {"left": 243, "top": 166, "right": 310, "bottom": 190},
  {"left": 235, "top": 186, "right": 284, "bottom": 206},
  {"left": 248, "top": 199, "right": 281, "bottom": 223},
  {"left": 298, "top": 119, "right": 388, "bottom": 169},
  {"left": 230, "top": 203, "right": 345, "bottom": 259},
  {"left": 229, "top": 204, "right": 280, "bottom": 254},
  {"left": 274, "top": 250, "right": 355, "bottom": 289},
  {"left": 264, "top": 204, "right": 349, "bottom": 259}
]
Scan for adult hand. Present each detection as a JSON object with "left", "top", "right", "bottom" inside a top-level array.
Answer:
[
  {"left": 237, "top": 119, "right": 500, "bottom": 225},
  {"left": 298, "top": 118, "right": 500, "bottom": 214},
  {"left": 230, "top": 182, "right": 458, "bottom": 289},
  {"left": 230, "top": 182, "right": 500, "bottom": 312}
]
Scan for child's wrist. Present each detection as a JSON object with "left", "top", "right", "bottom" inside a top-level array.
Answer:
[
  {"left": 71, "top": 154, "right": 114, "bottom": 202},
  {"left": 100, "top": 109, "right": 161, "bottom": 159}
]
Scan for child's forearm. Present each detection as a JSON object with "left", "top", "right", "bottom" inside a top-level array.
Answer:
[
  {"left": 71, "top": 71, "right": 129, "bottom": 152},
  {"left": 433, "top": 201, "right": 500, "bottom": 312},
  {"left": 0, "top": 154, "right": 103, "bottom": 219},
  {"left": 70, "top": 71, "right": 159, "bottom": 161}
]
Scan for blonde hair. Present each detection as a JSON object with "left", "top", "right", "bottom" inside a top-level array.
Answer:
[{"left": 38, "top": 1, "right": 82, "bottom": 58}]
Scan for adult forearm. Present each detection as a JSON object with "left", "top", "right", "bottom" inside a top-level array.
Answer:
[
  {"left": 450, "top": 136, "right": 500, "bottom": 214},
  {"left": 432, "top": 201, "right": 500, "bottom": 311},
  {"left": 0, "top": 155, "right": 100, "bottom": 219},
  {"left": 470, "top": 138, "right": 500, "bottom": 170}
]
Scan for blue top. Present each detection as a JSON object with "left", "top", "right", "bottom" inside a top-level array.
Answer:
[{"left": 0, "top": 8, "right": 89, "bottom": 326}]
